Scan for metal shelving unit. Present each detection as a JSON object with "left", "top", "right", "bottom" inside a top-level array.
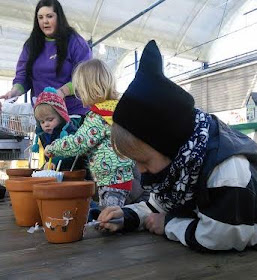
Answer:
[{"left": 0, "top": 111, "right": 35, "bottom": 160}]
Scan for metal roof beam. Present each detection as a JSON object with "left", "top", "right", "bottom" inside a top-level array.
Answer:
[
  {"left": 92, "top": 0, "right": 166, "bottom": 47},
  {"left": 175, "top": 0, "right": 210, "bottom": 55}
]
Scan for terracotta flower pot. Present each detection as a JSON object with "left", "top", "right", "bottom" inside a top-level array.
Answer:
[
  {"left": 5, "top": 177, "right": 57, "bottom": 226},
  {"left": 33, "top": 181, "right": 95, "bottom": 244},
  {"left": 6, "top": 168, "right": 34, "bottom": 179},
  {"left": 63, "top": 169, "right": 86, "bottom": 181}
]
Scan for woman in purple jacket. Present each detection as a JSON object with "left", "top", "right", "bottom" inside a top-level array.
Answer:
[{"left": 0, "top": 0, "right": 92, "bottom": 116}]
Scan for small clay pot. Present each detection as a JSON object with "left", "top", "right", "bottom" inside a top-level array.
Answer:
[
  {"left": 33, "top": 181, "right": 95, "bottom": 243},
  {"left": 63, "top": 169, "right": 86, "bottom": 181},
  {"left": 6, "top": 168, "right": 34, "bottom": 178},
  {"left": 6, "top": 177, "right": 57, "bottom": 226}
]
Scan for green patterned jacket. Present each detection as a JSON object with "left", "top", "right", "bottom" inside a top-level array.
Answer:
[{"left": 46, "top": 110, "right": 134, "bottom": 186}]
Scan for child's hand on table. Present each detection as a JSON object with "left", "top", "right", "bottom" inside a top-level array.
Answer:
[
  {"left": 97, "top": 206, "right": 124, "bottom": 232},
  {"left": 144, "top": 212, "right": 166, "bottom": 235}
]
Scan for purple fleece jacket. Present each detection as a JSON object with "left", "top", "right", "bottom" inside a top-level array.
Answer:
[{"left": 13, "top": 33, "right": 92, "bottom": 115}]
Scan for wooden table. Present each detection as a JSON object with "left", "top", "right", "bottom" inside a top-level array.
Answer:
[{"left": 1, "top": 199, "right": 257, "bottom": 280}]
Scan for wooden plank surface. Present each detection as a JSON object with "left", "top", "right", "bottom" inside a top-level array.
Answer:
[{"left": 1, "top": 199, "right": 257, "bottom": 280}]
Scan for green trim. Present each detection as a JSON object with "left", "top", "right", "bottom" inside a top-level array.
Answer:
[
  {"left": 65, "top": 82, "right": 74, "bottom": 95},
  {"left": 230, "top": 122, "right": 257, "bottom": 132},
  {"left": 13, "top": 83, "right": 24, "bottom": 94},
  {"left": 45, "top": 37, "right": 55, "bottom": 42}
]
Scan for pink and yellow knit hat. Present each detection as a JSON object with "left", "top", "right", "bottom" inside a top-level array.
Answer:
[{"left": 34, "top": 87, "right": 70, "bottom": 122}]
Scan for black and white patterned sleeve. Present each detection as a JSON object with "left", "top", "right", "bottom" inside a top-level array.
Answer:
[{"left": 165, "top": 155, "right": 257, "bottom": 251}]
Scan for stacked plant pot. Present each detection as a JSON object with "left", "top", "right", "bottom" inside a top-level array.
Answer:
[
  {"left": 6, "top": 168, "right": 34, "bottom": 179},
  {"left": 6, "top": 168, "right": 95, "bottom": 243},
  {"left": 5, "top": 177, "right": 57, "bottom": 226}
]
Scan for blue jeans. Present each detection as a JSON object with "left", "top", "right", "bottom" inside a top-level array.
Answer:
[{"left": 87, "top": 200, "right": 100, "bottom": 222}]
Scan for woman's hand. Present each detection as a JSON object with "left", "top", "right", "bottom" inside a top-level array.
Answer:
[
  {"left": 97, "top": 206, "right": 124, "bottom": 232},
  {"left": 0, "top": 89, "right": 21, "bottom": 112},
  {"left": 0, "top": 89, "right": 22, "bottom": 100},
  {"left": 144, "top": 213, "right": 166, "bottom": 235},
  {"left": 0, "top": 91, "right": 13, "bottom": 101},
  {"left": 57, "top": 86, "right": 70, "bottom": 99}
]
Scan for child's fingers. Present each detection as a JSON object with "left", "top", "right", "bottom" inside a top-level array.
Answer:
[
  {"left": 44, "top": 149, "right": 50, "bottom": 157},
  {"left": 144, "top": 213, "right": 165, "bottom": 235},
  {"left": 97, "top": 206, "right": 124, "bottom": 232},
  {"left": 98, "top": 206, "right": 123, "bottom": 223},
  {"left": 45, "top": 152, "right": 53, "bottom": 158},
  {"left": 51, "top": 163, "right": 56, "bottom": 170},
  {"left": 101, "top": 222, "right": 123, "bottom": 232},
  {"left": 44, "top": 145, "right": 53, "bottom": 157},
  {"left": 43, "top": 162, "right": 56, "bottom": 170}
]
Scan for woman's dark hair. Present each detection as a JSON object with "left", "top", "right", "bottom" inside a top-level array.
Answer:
[{"left": 25, "top": 0, "right": 75, "bottom": 77}]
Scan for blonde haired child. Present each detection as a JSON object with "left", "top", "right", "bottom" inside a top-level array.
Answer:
[
  {"left": 45, "top": 59, "right": 134, "bottom": 207},
  {"left": 72, "top": 58, "right": 118, "bottom": 105}
]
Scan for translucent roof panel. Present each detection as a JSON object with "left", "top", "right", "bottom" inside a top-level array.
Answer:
[{"left": 0, "top": 0, "right": 251, "bottom": 76}]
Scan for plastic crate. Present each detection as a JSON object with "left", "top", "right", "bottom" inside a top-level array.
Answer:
[{"left": 0, "top": 112, "right": 36, "bottom": 137}]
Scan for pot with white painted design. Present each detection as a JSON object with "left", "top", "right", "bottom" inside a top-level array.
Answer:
[
  {"left": 33, "top": 181, "right": 95, "bottom": 243},
  {"left": 5, "top": 177, "right": 56, "bottom": 226}
]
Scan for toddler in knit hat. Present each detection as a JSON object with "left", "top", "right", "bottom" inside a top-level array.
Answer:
[{"left": 33, "top": 87, "right": 85, "bottom": 171}]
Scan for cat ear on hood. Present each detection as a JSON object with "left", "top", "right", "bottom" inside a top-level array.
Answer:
[
  {"left": 113, "top": 39, "right": 195, "bottom": 159},
  {"left": 138, "top": 40, "right": 163, "bottom": 76}
]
